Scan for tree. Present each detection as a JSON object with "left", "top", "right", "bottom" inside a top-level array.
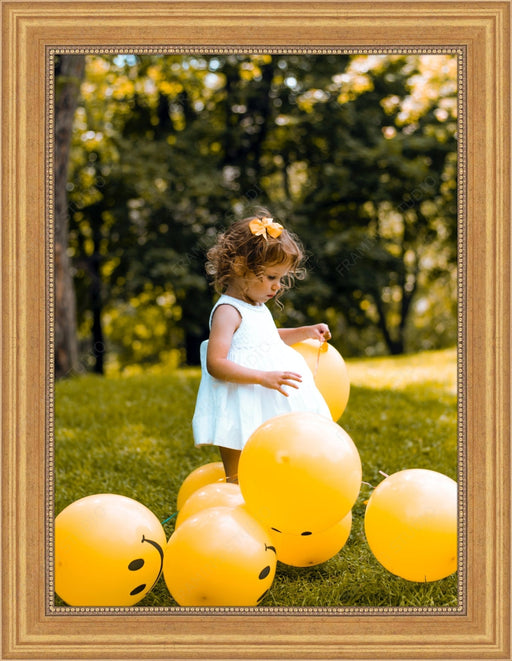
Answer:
[
  {"left": 64, "top": 53, "right": 457, "bottom": 373},
  {"left": 54, "top": 54, "right": 85, "bottom": 377},
  {"left": 268, "top": 54, "right": 458, "bottom": 355}
]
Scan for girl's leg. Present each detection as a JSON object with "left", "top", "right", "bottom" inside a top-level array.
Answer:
[{"left": 219, "top": 446, "right": 241, "bottom": 484}]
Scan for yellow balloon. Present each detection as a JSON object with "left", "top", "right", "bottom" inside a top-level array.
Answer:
[
  {"left": 269, "top": 511, "right": 352, "bottom": 567},
  {"left": 364, "top": 469, "right": 458, "bottom": 582},
  {"left": 238, "top": 411, "right": 362, "bottom": 535},
  {"left": 176, "top": 461, "right": 226, "bottom": 510},
  {"left": 163, "top": 505, "right": 277, "bottom": 606},
  {"left": 55, "top": 494, "right": 166, "bottom": 606},
  {"left": 292, "top": 339, "right": 350, "bottom": 421},
  {"left": 175, "top": 482, "right": 245, "bottom": 528}
]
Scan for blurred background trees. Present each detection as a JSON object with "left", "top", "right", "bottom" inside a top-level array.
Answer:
[{"left": 55, "top": 52, "right": 458, "bottom": 377}]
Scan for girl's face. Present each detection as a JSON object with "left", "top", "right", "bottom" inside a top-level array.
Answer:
[{"left": 234, "top": 262, "right": 290, "bottom": 305}]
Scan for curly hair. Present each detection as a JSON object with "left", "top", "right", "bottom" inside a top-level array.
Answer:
[{"left": 205, "top": 208, "right": 306, "bottom": 304}]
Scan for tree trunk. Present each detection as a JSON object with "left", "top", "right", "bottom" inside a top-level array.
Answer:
[
  {"left": 54, "top": 54, "right": 85, "bottom": 378},
  {"left": 89, "top": 251, "right": 105, "bottom": 374}
]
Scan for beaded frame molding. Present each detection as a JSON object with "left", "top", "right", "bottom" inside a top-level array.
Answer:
[{"left": 45, "top": 45, "right": 467, "bottom": 617}]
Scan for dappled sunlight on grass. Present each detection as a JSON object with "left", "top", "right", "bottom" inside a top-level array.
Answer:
[{"left": 346, "top": 347, "right": 457, "bottom": 394}]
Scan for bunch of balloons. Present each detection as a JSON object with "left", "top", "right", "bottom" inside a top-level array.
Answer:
[
  {"left": 162, "top": 410, "right": 362, "bottom": 604},
  {"left": 55, "top": 340, "right": 356, "bottom": 607},
  {"left": 289, "top": 340, "right": 458, "bottom": 582},
  {"left": 54, "top": 470, "right": 457, "bottom": 608},
  {"left": 54, "top": 339, "right": 458, "bottom": 607}
]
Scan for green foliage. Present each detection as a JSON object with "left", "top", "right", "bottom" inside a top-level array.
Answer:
[
  {"left": 54, "top": 347, "right": 458, "bottom": 608},
  {"left": 66, "top": 53, "right": 458, "bottom": 370},
  {"left": 102, "top": 286, "right": 184, "bottom": 373}
]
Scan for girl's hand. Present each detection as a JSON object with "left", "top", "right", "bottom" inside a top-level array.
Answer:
[
  {"left": 308, "top": 323, "right": 331, "bottom": 342},
  {"left": 259, "top": 370, "right": 302, "bottom": 396}
]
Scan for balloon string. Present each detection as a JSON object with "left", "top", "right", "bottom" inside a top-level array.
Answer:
[
  {"left": 161, "top": 511, "right": 178, "bottom": 525},
  {"left": 314, "top": 341, "right": 322, "bottom": 377}
]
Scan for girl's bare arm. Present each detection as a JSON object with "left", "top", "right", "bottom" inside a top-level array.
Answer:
[
  {"left": 278, "top": 323, "right": 331, "bottom": 346},
  {"left": 207, "top": 305, "right": 302, "bottom": 396}
]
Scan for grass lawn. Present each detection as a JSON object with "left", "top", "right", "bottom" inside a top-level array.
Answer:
[{"left": 54, "top": 347, "right": 459, "bottom": 610}]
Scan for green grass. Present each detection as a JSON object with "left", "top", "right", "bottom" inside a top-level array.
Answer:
[{"left": 54, "top": 347, "right": 459, "bottom": 610}]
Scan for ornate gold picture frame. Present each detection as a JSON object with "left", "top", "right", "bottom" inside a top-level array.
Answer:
[{"left": 2, "top": 1, "right": 510, "bottom": 659}]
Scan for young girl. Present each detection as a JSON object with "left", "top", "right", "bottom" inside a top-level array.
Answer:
[{"left": 192, "top": 210, "right": 332, "bottom": 482}]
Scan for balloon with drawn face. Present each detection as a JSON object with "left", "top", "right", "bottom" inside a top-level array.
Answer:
[
  {"left": 239, "top": 412, "right": 362, "bottom": 535},
  {"left": 163, "top": 505, "right": 277, "bottom": 606},
  {"left": 55, "top": 494, "right": 166, "bottom": 606},
  {"left": 269, "top": 510, "right": 353, "bottom": 567}
]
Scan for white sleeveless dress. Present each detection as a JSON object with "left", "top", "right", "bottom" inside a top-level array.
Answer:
[{"left": 192, "top": 294, "right": 331, "bottom": 451}]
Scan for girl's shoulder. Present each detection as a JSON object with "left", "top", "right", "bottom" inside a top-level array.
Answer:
[{"left": 209, "top": 294, "right": 267, "bottom": 328}]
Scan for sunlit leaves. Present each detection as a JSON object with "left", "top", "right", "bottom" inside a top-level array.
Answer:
[{"left": 67, "top": 51, "right": 458, "bottom": 369}]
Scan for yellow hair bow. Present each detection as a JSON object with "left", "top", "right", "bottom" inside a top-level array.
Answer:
[{"left": 249, "top": 216, "right": 283, "bottom": 240}]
